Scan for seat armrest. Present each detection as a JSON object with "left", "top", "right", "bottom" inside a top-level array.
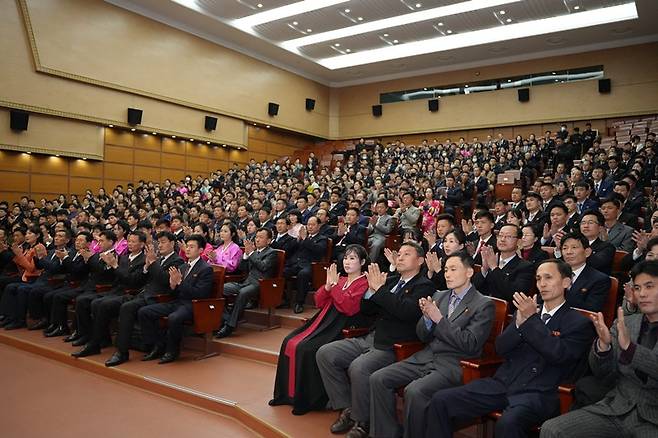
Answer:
[
  {"left": 393, "top": 341, "right": 425, "bottom": 362},
  {"left": 154, "top": 294, "right": 174, "bottom": 303},
  {"left": 191, "top": 297, "right": 225, "bottom": 334},
  {"left": 342, "top": 327, "right": 369, "bottom": 338},
  {"left": 558, "top": 383, "right": 576, "bottom": 414},
  {"left": 258, "top": 277, "right": 285, "bottom": 308},
  {"left": 460, "top": 357, "right": 504, "bottom": 384},
  {"left": 95, "top": 284, "right": 113, "bottom": 293}
]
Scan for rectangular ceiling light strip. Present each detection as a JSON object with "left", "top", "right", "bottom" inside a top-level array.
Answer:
[
  {"left": 232, "top": 0, "right": 350, "bottom": 28},
  {"left": 281, "top": 0, "right": 523, "bottom": 50},
  {"left": 317, "top": 2, "right": 638, "bottom": 70}
]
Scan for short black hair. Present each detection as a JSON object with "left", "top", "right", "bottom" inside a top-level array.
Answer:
[
  {"left": 138, "top": 220, "right": 153, "bottom": 230},
  {"left": 500, "top": 223, "right": 522, "bottom": 238},
  {"left": 436, "top": 213, "right": 455, "bottom": 225},
  {"left": 343, "top": 244, "right": 370, "bottom": 272},
  {"left": 100, "top": 230, "right": 117, "bottom": 243},
  {"left": 474, "top": 210, "right": 494, "bottom": 223},
  {"left": 129, "top": 230, "right": 147, "bottom": 243},
  {"left": 185, "top": 234, "right": 207, "bottom": 249},
  {"left": 77, "top": 231, "right": 93, "bottom": 243},
  {"left": 445, "top": 251, "right": 475, "bottom": 269},
  {"left": 601, "top": 197, "right": 622, "bottom": 209},
  {"left": 560, "top": 232, "right": 590, "bottom": 250},
  {"left": 114, "top": 220, "right": 130, "bottom": 235},
  {"left": 549, "top": 203, "right": 569, "bottom": 215},
  {"left": 630, "top": 260, "right": 658, "bottom": 281},
  {"left": 537, "top": 259, "right": 573, "bottom": 279},
  {"left": 256, "top": 227, "right": 273, "bottom": 239},
  {"left": 581, "top": 209, "right": 605, "bottom": 226},
  {"left": 525, "top": 192, "right": 542, "bottom": 202},
  {"left": 156, "top": 231, "right": 176, "bottom": 242},
  {"left": 400, "top": 241, "right": 425, "bottom": 258}
]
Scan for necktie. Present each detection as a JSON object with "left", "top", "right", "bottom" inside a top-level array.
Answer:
[
  {"left": 476, "top": 240, "right": 485, "bottom": 254},
  {"left": 391, "top": 280, "right": 406, "bottom": 295},
  {"left": 448, "top": 294, "right": 461, "bottom": 317},
  {"left": 541, "top": 313, "right": 552, "bottom": 324},
  {"left": 183, "top": 262, "right": 192, "bottom": 280},
  {"left": 498, "top": 256, "right": 506, "bottom": 269},
  {"left": 578, "top": 202, "right": 583, "bottom": 213},
  {"left": 595, "top": 182, "right": 600, "bottom": 194}
]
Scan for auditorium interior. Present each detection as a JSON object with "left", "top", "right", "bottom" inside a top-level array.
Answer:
[{"left": 1, "top": 1, "right": 658, "bottom": 437}]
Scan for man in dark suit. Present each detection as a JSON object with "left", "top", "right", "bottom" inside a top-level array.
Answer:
[
  {"left": 316, "top": 208, "right": 334, "bottom": 237},
  {"left": 540, "top": 204, "right": 572, "bottom": 247},
  {"left": 370, "top": 252, "right": 495, "bottom": 438},
  {"left": 591, "top": 166, "right": 613, "bottom": 202},
  {"left": 440, "top": 175, "right": 463, "bottom": 214},
  {"left": 469, "top": 210, "right": 497, "bottom": 266},
  {"left": 562, "top": 194, "right": 581, "bottom": 233},
  {"left": 524, "top": 192, "right": 547, "bottom": 229},
  {"left": 542, "top": 260, "right": 658, "bottom": 437},
  {"left": 331, "top": 207, "right": 367, "bottom": 264},
  {"left": 48, "top": 230, "right": 118, "bottom": 342},
  {"left": 539, "top": 182, "right": 561, "bottom": 214},
  {"left": 577, "top": 210, "right": 616, "bottom": 275},
  {"left": 104, "top": 231, "right": 184, "bottom": 367},
  {"left": 216, "top": 228, "right": 278, "bottom": 338},
  {"left": 574, "top": 182, "right": 599, "bottom": 215},
  {"left": 492, "top": 199, "right": 509, "bottom": 231},
  {"left": 282, "top": 216, "right": 328, "bottom": 314},
  {"left": 328, "top": 191, "right": 347, "bottom": 224},
  {"left": 271, "top": 217, "right": 298, "bottom": 263},
  {"left": 316, "top": 242, "right": 435, "bottom": 438},
  {"left": 554, "top": 233, "right": 611, "bottom": 312},
  {"left": 138, "top": 234, "right": 214, "bottom": 364},
  {"left": 607, "top": 156, "right": 626, "bottom": 182},
  {"left": 71, "top": 231, "right": 147, "bottom": 358},
  {"left": 473, "top": 224, "right": 535, "bottom": 305},
  {"left": 426, "top": 259, "right": 595, "bottom": 438}
]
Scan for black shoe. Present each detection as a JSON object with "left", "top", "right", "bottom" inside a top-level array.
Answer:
[
  {"left": 158, "top": 352, "right": 179, "bottom": 364},
  {"left": 71, "top": 336, "right": 89, "bottom": 347},
  {"left": 245, "top": 300, "right": 256, "bottom": 310},
  {"left": 71, "top": 344, "right": 100, "bottom": 358},
  {"left": 28, "top": 319, "right": 49, "bottom": 331},
  {"left": 43, "top": 323, "right": 56, "bottom": 334},
  {"left": 0, "top": 318, "right": 12, "bottom": 328},
  {"left": 331, "top": 408, "right": 355, "bottom": 434},
  {"left": 45, "top": 325, "right": 69, "bottom": 338},
  {"left": 214, "top": 325, "right": 234, "bottom": 339},
  {"left": 276, "top": 301, "right": 290, "bottom": 309},
  {"left": 105, "top": 351, "right": 129, "bottom": 367},
  {"left": 4, "top": 320, "right": 26, "bottom": 330},
  {"left": 293, "top": 303, "right": 304, "bottom": 314},
  {"left": 142, "top": 346, "right": 164, "bottom": 361},
  {"left": 63, "top": 331, "right": 80, "bottom": 343},
  {"left": 345, "top": 422, "right": 369, "bottom": 438}
]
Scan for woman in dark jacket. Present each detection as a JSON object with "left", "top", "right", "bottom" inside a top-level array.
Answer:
[{"left": 520, "top": 224, "right": 550, "bottom": 268}]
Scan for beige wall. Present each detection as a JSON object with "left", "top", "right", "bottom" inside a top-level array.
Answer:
[{"left": 334, "top": 43, "right": 658, "bottom": 139}]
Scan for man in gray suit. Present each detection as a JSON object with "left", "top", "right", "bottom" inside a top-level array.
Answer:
[
  {"left": 369, "top": 252, "right": 495, "bottom": 438},
  {"left": 601, "top": 197, "right": 635, "bottom": 253},
  {"left": 367, "top": 199, "right": 394, "bottom": 263},
  {"left": 393, "top": 192, "right": 421, "bottom": 235},
  {"left": 541, "top": 259, "right": 658, "bottom": 438},
  {"left": 215, "top": 227, "right": 278, "bottom": 338}
]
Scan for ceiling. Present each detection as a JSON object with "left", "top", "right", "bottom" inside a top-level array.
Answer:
[{"left": 105, "top": 0, "right": 658, "bottom": 86}]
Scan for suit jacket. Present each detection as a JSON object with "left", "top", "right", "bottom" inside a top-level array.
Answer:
[
  {"left": 367, "top": 214, "right": 394, "bottom": 243},
  {"left": 577, "top": 198, "right": 599, "bottom": 215},
  {"left": 318, "top": 223, "right": 334, "bottom": 237},
  {"left": 565, "top": 265, "right": 611, "bottom": 312},
  {"left": 619, "top": 211, "right": 639, "bottom": 230},
  {"left": 607, "top": 222, "right": 635, "bottom": 252},
  {"left": 472, "top": 235, "right": 498, "bottom": 266},
  {"left": 34, "top": 249, "right": 67, "bottom": 281},
  {"left": 542, "top": 198, "right": 562, "bottom": 215},
  {"left": 493, "top": 304, "right": 595, "bottom": 395},
  {"left": 109, "top": 252, "right": 147, "bottom": 293},
  {"left": 409, "top": 286, "right": 495, "bottom": 371},
  {"left": 240, "top": 246, "right": 278, "bottom": 286},
  {"left": 584, "top": 313, "right": 658, "bottom": 426},
  {"left": 332, "top": 224, "right": 367, "bottom": 252},
  {"left": 493, "top": 214, "right": 507, "bottom": 231},
  {"left": 141, "top": 252, "right": 185, "bottom": 300},
  {"left": 525, "top": 211, "right": 548, "bottom": 229},
  {"left": 293, "top": 233, "right": 328, "bottom": 268},
  {"left": 588, "top": 238, "right": 616, "bottom": 275},
  {"left": 444, "top": 187, "right": 463, "bottom": 209},
  {"left": 394, "top": 205, "right": 421, "bottom": 231},
  {"left": 81, "top": 252, "right": 117, "bottom": 292},
  {"left": 61, "top": 249, "right": 89, "bottom": 283},
  {"left": 360, "top": 272, "right": 435, "bottom": 350},
  {"left": 174, "top": 259, "right": 214, "bottom": 302},
  {"left": 271, "top": 233, "right": 298, "bottom": 268},
  {"left": 592, "top": 178, "right": 613, "bottom": 201},
  {"left": 472, "top": 255, "right": 535, "bottom": 305},
  {"left": 566, "top": 213, "right": 580, "bottom": 233},
  {"left": 522, "top": 244, "right": 550, "bottom": 267}
]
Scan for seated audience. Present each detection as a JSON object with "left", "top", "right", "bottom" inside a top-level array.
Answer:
[
  {"left": 367, "top": 200, "right": 394, "bottom": 263},
  {"left": 600, "top": 196, "right": 635, "bottom": 252},
  {"left": 211, "top": 222, "right": 243, "bottom": 273},
  {"left": 426, "top": 229, "right": 467, "bottom": 291},
  {"left": 331, "top": 207, "right": 367, "bottom": 263},
  {"left": 520, "top": 224, "right": 550, "bottom": 268}
]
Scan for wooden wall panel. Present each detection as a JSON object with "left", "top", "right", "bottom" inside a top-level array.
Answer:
[
  {"left": 0, "top": 171, "right": 30, "bottom": 192},
  {"left": 133, "top": 166, "right": 161, "bottom": 183},
  {"left": 104, "top": 163, "right": 133, "bottom": 181},
  {"left": 105, "top": 129, "right": 134, "bottom": 147},
  {"left": 31, "top": 175, "right": 68, "bottom": 194},
  {"left": 134, "top": 149, "right": 161, "bottom": 167},
  {"left": 0, "top": 150, "right": 31, "bottom": 172},
  {"left": 133, "top": 134, "right": 161, "bottom": 151},
  {"left": 161, "top": 153, "right": 184, "bottom": 170},
  {"left": 70, "top": 160, "right": 103, "bottom": 178},
  {"left": 31, "top": 156, "right": 68, "bottom": 175},
  {"left": 162, "top": 139, "right": 186, "bottom": 155},
  {"left": 70, "top": 177, "right": 102, "bottom": 194},
  {"left": 105, "top": 145, "right": 134, "bottom": 164},
  {"left": 186, "top": 157, "right": 208, "bottom": 173}
]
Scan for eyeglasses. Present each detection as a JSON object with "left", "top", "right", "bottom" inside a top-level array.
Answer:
[{"left": 497, "top": 234, "right": 518, "bottom": 240}]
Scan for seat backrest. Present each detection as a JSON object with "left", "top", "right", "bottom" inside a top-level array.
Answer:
[
  {"left": 612, "top": 250, "right": 628, "bottom": 275},
  {"left": 473, "top": 264, "right": 482, "bottom": 274},
  {"left": 273, "top": 249, "right": 285, "bottom": 277},
  {"left": 571, "top": 306, "right": 597, "bottom": 320},
  {"left": 324, "top": 238, "right": 333, "bottom": 261},
  {"left": 603, "top": 276, "right": 619, "bottom": 326},
  {"left": 211, "top": 265, "right": 225, "bottom": 299},
  {"left": 483, "top": 297, "right": 508, "bottom": 357}
]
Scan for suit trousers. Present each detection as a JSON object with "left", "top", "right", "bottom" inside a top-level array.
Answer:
[
  {"left": 223, "top": 281, "right": 259, "bottom": 328},
  {"left": 27, "top": 282, "right": 57, "bottom": 320},
  {"left": 316, "top": 334, "right": 396, "bottom": 423},
  {"left": 75, "top": 291, "right": 102, "bottom": 338},
  {"left": 540, "top": 406, "right": 658, "bottom": 438},
  {"left": 284, "top": 263, "right": 313, "bottom": 305},
  {"left": 51, "top": 287, "right": 84, "bottom": 326},
  {"left": 368, "top": 237, "right": 386, "bottom": 264},
  {"left": 1, "top": 281, "right": 39, "bottom": 322},
  {"left": 138, "top": 301, "right": 193, "bottom": 354},
  {"left": 427, "top": 378, "right": 555, "bottom": 438},
  {"left": 369, "top": 359, "right": 462, "bottom": 438},
  {"left": 87, "top": 293, "right": 125, "bottom": 347},
  {"left": 115, "top": 294, "right": 149, "bottom": 354},
  {"left": 41, "top": 285, "right": 68, "bottom": 324}
]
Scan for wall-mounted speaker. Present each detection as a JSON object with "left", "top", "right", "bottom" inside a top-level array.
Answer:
[
  {"left": 204, "top": 116, "right": 218, "bottom": 131},
  {"left": 305, "top": 98, "right": 316, "bottom": 111},
  {"left": 127, "top": 108, "right": 143, "bottom": 125},
  {"left": 268, "top": 102, "right": 279, "bottom": 116},
  {"left": 372, "top": 105, "right": 382, "bottom": 117},
  {"left": 598, "top": 78, "right": 611, "bottom": 93},
  {"left": 518, "top": 88, "right": 530, "bottom": 102},
  {"left": 428, "top": 99, "right": 439, "bottom": 112},
  {"left": 10, "top": 111, "right": 29, "bottom": 131}
]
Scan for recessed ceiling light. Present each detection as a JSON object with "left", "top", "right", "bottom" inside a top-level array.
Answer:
[
  {"left": 207, "top": 141, "right": 211, "bottom": 144},
  {"left": 266, "top": 125, "right": 271, "bottom": 128},
  {"left": 231, "top": 0, "right": 350, "bottom": 27},
  {"left": 307, "top": 28, "right": 312, "bottom": 32},
  {"left": 506, "top": 18, "right": 512, "bottom": 23},
  {"left": 55, "top": 154, "right": 60, "bottom": 157},
  {"left": 108, "top": 124, "right": 114, "bottom": 128},
  {"left": 415, "top": 3, "right": 422, "bottom": 8},
  {"left": 423, "top": 87, "right": 428, "bottom": 90},
  {"left": 345, "top": 48, "right": 351, "bottom": 52},
  {"left": 222, "top": 144, "right": 226, "bottom": 147},
  {"left": 574, "top": 6, "right": 580, "bottom": 10},
  {"left": 190, "top": 138, "right": 194, "bottom": 141},
  {"left": 152, "top": 132, "right": 157, "bottom": 135},
  {"left": 357, "top": 16, "right": 363, "bottom": 21},
  {"left": 292, "top": 21, "right": 298, "bottom": 25},
  {"left": 281, "top": 0, "right": 521, "bottom": 50},
  {"left": 383, "top": 33, "right": 389, "bottom": 37},
  {"left": 26, "top": 151, "right": 32, "bottom": 154},
  {"left": 83, "top": 157, "right": 87, "bottom": 160},
  {"left": 552, "top": 71, "right": 556, "bottom": 74},
  {"left": 131, "top": 128, "right": 136, "bottom": 131},
  {"left": 334, "top": 43, "right": 341, "bottom": 46},
  {"left": 344, "top": 8, "right": 350, "bottom": 13},
  {"left": 317, "top": 2, "right": 638, "bottom": 69},
  {"left": 464, "top": 84, "right": 469, "bottom": 87},
  {"left": 437, "top": 22, "right": 444, "bottom": 26},
  {"left": 257, "top": 3, "right": 263, "bottom": 8},
  {"left": 507, "top": 79, "right": 512, "bottom": 82},
  {"left": 446, "top": 29, "right": 453, "bottom": 34},
  {"left": 499, "top": 10, "right": 506, "bottom": 15},
  {"left": 393, "top": 39, "right": 399, "bottom": 43},
  {"left": 253, "top": 123, "right": 257, "bottom": 126},
  {"left": 172, "top": 135, "right": 176, "bottom": 138}
]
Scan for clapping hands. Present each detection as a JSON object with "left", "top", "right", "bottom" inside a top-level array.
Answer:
[
  {"left": 366, "top": 264, "right": 387, "bottom": 293},
  {"left": 419, "top": 296, "right": 443, "bottom": 323}
]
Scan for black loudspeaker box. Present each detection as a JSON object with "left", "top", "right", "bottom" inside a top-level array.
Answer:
[
  {"left": 372, "top": 105, "right": 382, "bottom": 117},
  {"left": 10, "top": 111, "right": 29, "bottom": 131},
  {"left": 599, "top": 79, "right": 611, "bottom": 93},
  {"left": 127, "top": 108, "right": 143, "bottom": 125},
  {"left": 205, "top": 116, "right": 218, "bottom": 131},
  {"left": 268, "top": 102, "right": 279, "bottom": 116},
  {"left": 518, "top": 88, "right": 530, "bottom": 102},
  {"left": 305, "top": 98, "right": 316, "bottom": 111},
  {"left": 428, "top": 99, "right": 439, "bottom": 112}
]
